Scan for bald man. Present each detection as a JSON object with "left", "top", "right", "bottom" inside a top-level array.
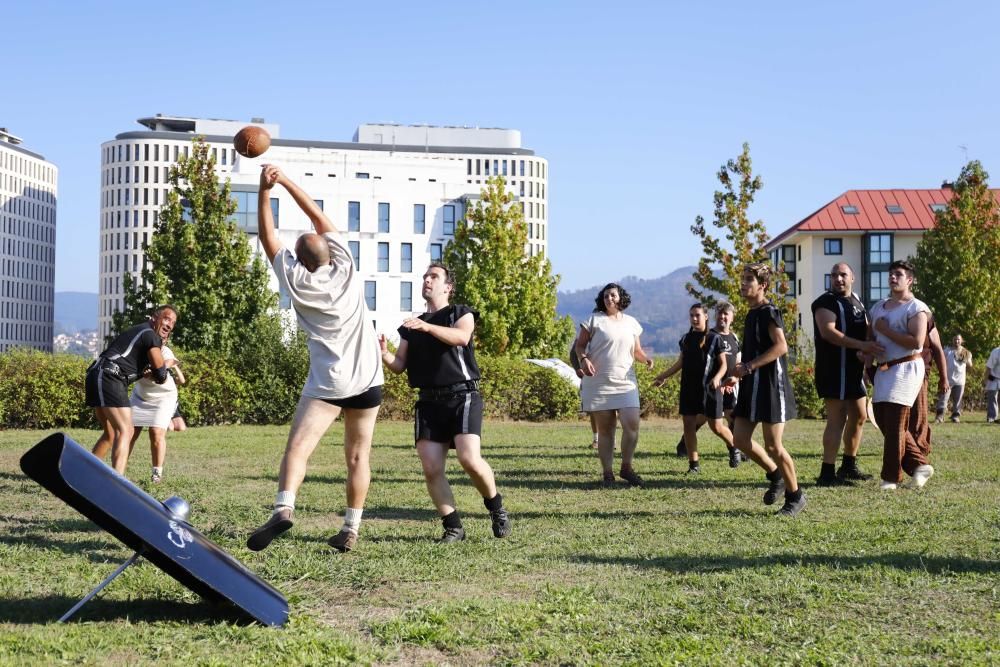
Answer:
[{"left": 246, "top": 164, "right": 384, "bottom": 554}]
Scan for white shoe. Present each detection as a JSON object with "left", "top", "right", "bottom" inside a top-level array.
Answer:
[
  {"left": 907, "top": 464, "right": 935, "bottom": 489},
  {"left": 879, "top": 480, "right": 898, "bottom": 491}
]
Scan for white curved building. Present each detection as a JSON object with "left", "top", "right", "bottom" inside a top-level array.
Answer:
[
  {"left": 0, "top": 128, "right": 57, "bottom": 352},
  {"left": 98, "top": 116, "right": 548, "bottom": 338}
]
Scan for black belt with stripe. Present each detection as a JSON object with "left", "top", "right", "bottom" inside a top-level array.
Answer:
[{"left": 419, "top": 380, "right": 480, "bottom": 400}]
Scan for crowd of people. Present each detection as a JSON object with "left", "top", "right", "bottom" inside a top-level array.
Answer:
[{"left": 85, "top": 164, "right": 997, "bottom": 549}]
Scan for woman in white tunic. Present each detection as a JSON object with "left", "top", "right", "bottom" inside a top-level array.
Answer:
[
  {"left": 869, "top": 260, "right": 933, "bottom": 490},
  {"left": 129, "top": 344, "right": 184, "bottom": 483},
  {"left": 576, "top": 283, "right": 655, "bottom": 487}
]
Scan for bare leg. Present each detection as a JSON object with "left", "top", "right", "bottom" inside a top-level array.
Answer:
[
  {"left": 149, "top": 427, "right": 167, "bottom": 468},
  {"left": 454, "top": 434, "right": 498, "bottom": 498},
  {"left": 762, "top": 422, "right": 798, "bottom": 492},
  {"left": 276, "top": 396, "right": 340, "bottom": 494},
  {"left": 617, "top": 407, "right": 641, "bottom": 472},
  {"left": 91, "top": 411, "right": 115, "bottom": 460},
  {"left": 94, "top": 406, "right": 135, "bottom": 474},
  {"left": 342, "top": 406, "right": 379, "bottom": 509},
  {"left": 842, "top": 397, "right": 866, "bottom": 457},
  {"left": 592, "top": 409, "right": 619, "bottom": 476},
  {"left": 682, "top": 414, "right": 701, "bottom": 464},
  {"left": 417, "top": 439, "right": 456, "bottom": 516},
  {"left": 822, "top": 399, "right": 847, "bottom": 464},
  {"left": 731, "top": 417, "right": 777, "bottom": 472}
]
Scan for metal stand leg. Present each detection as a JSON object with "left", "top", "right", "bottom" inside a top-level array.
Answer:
[{"left": 59, "top": 550, "right": 144, "bottom": 623}]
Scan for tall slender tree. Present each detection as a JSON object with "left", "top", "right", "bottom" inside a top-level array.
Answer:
[
  {"left": 112, "top": 138, "right": 276, "bottom": 354},
  {"left": 913, "top": 160, "right": 1000, "bottom": 358},
  {"left": 443, "top": 175, "right": 574, "bottom": 357},
  {"left": 686, "top": 143, "right": 796, "bottom": 344}
]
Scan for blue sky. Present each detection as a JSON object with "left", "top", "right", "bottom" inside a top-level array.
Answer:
[{"left": 7, "top": 1, "right": 1000, "bottom": 294}]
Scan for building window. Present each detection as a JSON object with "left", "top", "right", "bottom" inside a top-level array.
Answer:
[
  {"left": 824, "top": 238, "right": 843, "bottom": 255},
  {"left": 364, "top": 281, "right": 376, "bottom": 310},
  {"left": 841, "top": 205, "right": 859, "bottom": 214},
  {"left": 414, "top": 204, "right": 425, "bottom": 234},
  {"left": 886, "top": 204, "right": 904, "bottom": 214},
  {"left": 443, "top": 205, "right": 456, "bottom": 235},
  {"left": 864, "top": 233, "right": 894, "bottom": 307},
  {"left": 400, "top": 281, "right": 412, "bottom": 311},
  {"left": 270, "top": 199, "right": 280, "bottom": 228},
  {"left": 824, "top": 274, "right": 832, "bottom": 290},
  {"left": 868, "top": 233, "right": 892, "bottom": 265},
  {"left": 930, "top": 203, "right": 947, "bottom": 213},
  {"left": 349, "top": 241, "right": 360, "bottom": 270},
  {"left": 401, "top": 242, "right": 412, "bottom": 273},
  {"left": 313, "top": 199, "right": 324, "bottom": 211},
  {"left": 230, "top": 190, "right": 259, "bottom": 230},
  {"left": 378, "top": 242, "right": 389, "bottom": 272},
  {"left": 378, "top": 203, "right": 390, "bottom": 233},
  {"left": 348, "top": 201, "right": 360, "bottom": 232},
  {"left": 430, "top": 243, "right": 442, "bottom": 262},
  {"left": 356, "top": 172, "right": 370, "bottom": 179},
  {"left": 770, "top": 244, "right": 796, "bottom": 297},
  {"left": 868, "top": 270, "right": 890, "bottom": 304}
]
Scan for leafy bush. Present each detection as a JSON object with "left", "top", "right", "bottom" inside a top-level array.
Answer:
[
  {"left": 788, "top": 360, "right": 824, "bottom": 419},
  {"left": 0, "top": 349, "right": 94, "bottom": 429},
  {"left": 178, "top": 351, "right": 249, "bottom": 425},
  {"left": 231, "top": 315, "right": 310, "bottom": 424}
]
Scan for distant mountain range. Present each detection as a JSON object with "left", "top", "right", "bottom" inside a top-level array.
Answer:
[
  {"left": 557, "top": 266, "right": 716, "bottom": 356},
  {"left": 54, "top": 292, "right": 98, "bottom": 335}
]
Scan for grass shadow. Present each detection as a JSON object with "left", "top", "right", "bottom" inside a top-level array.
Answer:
[{"left": 0, "top": 595, "right": 250, "bottom": 625}]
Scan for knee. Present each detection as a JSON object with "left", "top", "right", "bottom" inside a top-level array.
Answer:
[{"left": 456, "top": 450, "right": 483, "bottom": 471}]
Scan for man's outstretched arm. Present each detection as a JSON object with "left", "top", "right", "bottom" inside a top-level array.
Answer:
[
  {"left": 268, "top": 164, "right": 337, "bottom": 235},
  {"left": 257, "top": 165, "right": 284, "bottom": 263}
]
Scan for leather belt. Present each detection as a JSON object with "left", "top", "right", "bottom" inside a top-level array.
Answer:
[{"left": 877, "top": 354, "right": 921, "bottom": 372}]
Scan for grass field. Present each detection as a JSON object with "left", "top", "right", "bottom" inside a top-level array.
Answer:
[{"left": 1, "top": 417, "right": 998, "bottom": 665}]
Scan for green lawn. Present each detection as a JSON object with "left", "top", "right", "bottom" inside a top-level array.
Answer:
[{"left": 1, "top": 417, "right": 998, "bottom": 665}]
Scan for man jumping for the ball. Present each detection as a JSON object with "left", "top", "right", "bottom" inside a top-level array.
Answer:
[{"left": 246, "top": 164, "right": 383, "bottom": 553}]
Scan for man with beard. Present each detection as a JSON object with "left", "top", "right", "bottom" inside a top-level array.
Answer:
[{"left": 811, "top": 263, "right": 884, "bottom": 486}]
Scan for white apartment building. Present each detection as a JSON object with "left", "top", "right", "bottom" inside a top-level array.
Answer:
[
  {"left": 99, "top": 116, "right": 548, "bottom": 338},
  {"left": 0, "top": 128, "right": 57, "bottom": 352}
]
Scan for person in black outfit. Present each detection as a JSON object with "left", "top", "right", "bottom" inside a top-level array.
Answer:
[
  {"left": 725, "top": 263, "right": 806, "bottom": 516},
  {"left": 654, "top": 304, "right": 743, "bottom": 472},
  {"left": 88, "top": 305, "right": 178, "bottom": 474},
  {"left": 379, "top": 263, "right": 511, "bottom": 543},
  {"left": 812, "top": 262, "right": 883, "bottom": 486}
]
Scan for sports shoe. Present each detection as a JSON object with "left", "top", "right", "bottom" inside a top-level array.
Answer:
[
  {"left": 950, "top": 416, "right": 960, "bottom": 423},
  {"left": 619, "top": 468, "right": 644, "bottom": 487},
  {"left": 590, "top": 439, "right": 599, "bottom": 449},
  {"left": 151, "top": 471, "right": 163, "bottom": 484},
  {"left": 686, "top": 463, "right": 701, "bottom": 475},
  {"left": 489, "top": 507, "right": 512, "bottom": 538},
  {"left": 676, "top": 439, "right": 687, "bottom": 458},
  {"left": 906, "top": 464, "right": 935, "bottom": 489},
  {"left": 728, "top": 448, "right": 742, "bottom": 468},
  {"left": 879, "top": 480, "right": 898, "bottom": 491},
  {"left": 438, "top": 526, "right": 466, "bottom": 543},
  {"left": 816, "top": 474, "right": 855, "bottom": 487},
  {"left": 601, "top": 471, "right": 616, "bottom": 487},
  {"left": 934, "top": 416, "right": 944, "bottom": 424},
  {"left": 836, "top": 464, "right": 873, "bottom": 481},
  {"left": 247, "top": 507, "right": 294, "bottom": 551},
  {"left": 328, "top": 529, "right": 358, "bottom": 552},
  {"left": 776, "top": 492, "right": 807, "bottom": 517},
  {"left": 763, "top": 475, "right": 786, "bottom": 505}
]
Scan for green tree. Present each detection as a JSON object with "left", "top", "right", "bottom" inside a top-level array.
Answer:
[
  {"left": 112, "top": 137, "right": 276, "bottom": 355},
  {"left": 686, "top": 143, "right": 797, "bottom": 345},
  {"left": 443, "top": 175, "right": 574, "bottom": 357},
  {"left": 913, "top": 160, "right": 1000, "bottom": 358}
]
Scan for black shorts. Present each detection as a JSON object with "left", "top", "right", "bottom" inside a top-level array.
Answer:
[
  {"left": 815, "top": 368, "right": 867, "bottom": 401},
  {"left": 85, "top": 366, "right": 130, "bottom": 408},
  {"left": 721, "top": 388, "right": 737, "bottom": 411},
  {"left": 320, "top": 385, "right": 383, "bottom": 410},
  {"left": 702, "top": 387, "right": 725, "bottom": 420},
  {"left": 415, "top": 391, "right": 483, "bottom": 447}
]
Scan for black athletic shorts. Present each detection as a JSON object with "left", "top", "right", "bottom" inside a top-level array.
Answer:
[
  {"left": 415, "top": 391, "right": 483, "bottom": 447},
  {"left": 320, "top": 385, "right": 383, "bottom": 410},
  {"left": 722, "top": 387, "right": 737, "bottom": 411},
  {"left": 702, "top": 387, "right": 725, "bottom": 420},
  {"left": 85, "top": 365, "right": 130, "bottom": 408}
]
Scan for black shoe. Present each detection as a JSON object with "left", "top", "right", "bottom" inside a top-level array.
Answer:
[
  {"left": 490, "top": 507, "right": 512, "bottom": 538},
  {"left": 686, "top": 463, "right": 701, "bottom": 475},
  {"left": 763, "top": 476, "right": 786, "bottom": 505},
  {"left": 676, "top": 439, "right": 687, "bottom": 458},
  {"left": 816, "top": 474, "right": 856, "bottom": 487},
  {"left": 777, "top": 492, "right": 807, "bottom": 517},
  {"left": 247, "top": 507, "right": 294, "bottom": 551},
  {"left": 728, "top": 448, "right": 742, "bottom": 469},
  {"left": 438, "top": 526, "right": 466, "bottom": 543},
  {"left": 601, "top": 471, "right": 616, "bottom": 487},
  {"left": 836, "top": 465, "right": 873, "bottom": 481},
  {"left": 620, "top": 468, "right": 645, "bottom": 487}
]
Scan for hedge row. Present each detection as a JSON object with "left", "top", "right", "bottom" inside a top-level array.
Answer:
[{"left": 7, "top": 347, "right": 976, "bottom": 429}]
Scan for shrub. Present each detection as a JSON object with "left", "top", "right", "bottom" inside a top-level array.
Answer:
[
  {"left": 788, "top": 360, "right": 824, "bottom": 419},
  {"left": 0, "top": 349, "right": 94, "bottom": 429},
  {"left": 178, "top": 351, "right": 249, "bottom": 425},
  {"left": 231, "top": 315, "right": 310, "bottom": 424}
]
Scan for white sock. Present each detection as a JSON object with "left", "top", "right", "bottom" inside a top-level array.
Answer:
[
  {"left": 343, "top": 507, "right": 363, "bottom": 534},
  {"left": 275, "top": 490, "right": 296, "bottom": 511},
  {"left": 152, "top": 466, "right": 163, "bottom": 476}
]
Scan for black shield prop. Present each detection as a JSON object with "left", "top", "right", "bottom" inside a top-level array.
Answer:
[{"left": 20, "top": 432, "right": 289, "bottom": 627}]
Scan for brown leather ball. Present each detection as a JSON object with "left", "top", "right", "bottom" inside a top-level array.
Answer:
[{"left": 234, "top": 126, "right": 271, "bottom": 158}]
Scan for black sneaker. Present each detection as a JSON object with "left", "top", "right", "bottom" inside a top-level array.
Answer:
[
  {"left": 676, "top": 439, "right": 687, "bottom": 458},
  {"left": 816, "top": 474, "right": 856, "bottom": 487},
  {"left": 763, "top": 476, "right": 786, "bottom": 505},
  {"left": 601, "top": 471, "right": 616, "bottom": 487},
  {"left": 777, "top": 493, "right": 807, "bottom": 517},
  {"left": 836, "top": 465, "right": 873, "bottom": 481},
  {"left": 686, "top": 463, "right": 701, "bottom": 475},
  {"left": 619, "top": 468, "right": 645, "bottom": 487},
  {"left": 438, "top": 526, "right": 466, "bottom": 543},
  {"left": 247, "top": 507, "right": 294, "bottom": 552},
  {"left": 490, "top": 507, "right": 512, "bottom": 538},
  {"left": 728, "top": 448, "right": 742, "bottom": 468}
]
